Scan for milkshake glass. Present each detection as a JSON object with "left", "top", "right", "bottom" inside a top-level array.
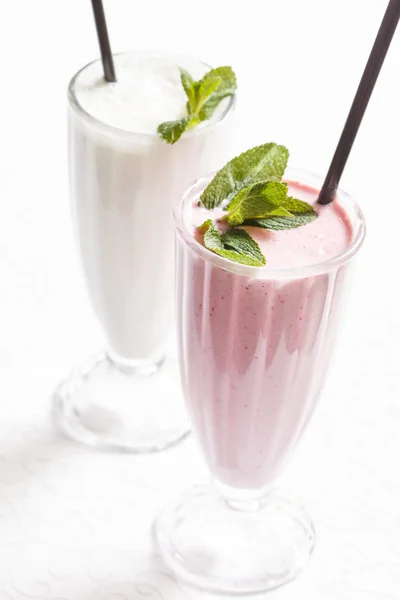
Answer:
[
  {"left": 156, "top": 169, "right": 366, "bottom": 592},
  {"left": 53, "top": 52, "right": 235, "bottom": 452}
]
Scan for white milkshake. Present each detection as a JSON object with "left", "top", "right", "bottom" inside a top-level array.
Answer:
[
  {"left": 54, "top": 51, "right": 235, "bottom": 452},
  {"left": 69, "top": 52, "right": 234, "bottom": 360}
]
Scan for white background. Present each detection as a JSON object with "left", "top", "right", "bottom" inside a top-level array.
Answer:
[{"left": 0, "top": 0, "right": 399, "bottom": 598}]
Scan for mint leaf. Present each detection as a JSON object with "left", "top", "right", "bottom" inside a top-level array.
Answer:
[
  {"left": 158, "top": 65, "right": 236, "bottom": 144},
  {"left": 200, "top": 219, "right": 224, "bottom": 252},
  {"left": 267, "top": 206, "right": 294, "bottom": 217},
  {"left": 246, "top": 196, "right": 317, "bottom": 230},
  {"left": 157, "top": 115, "right": 200, "bottom": 144},
  {"left": 180, "top": 68, "right": 196, "bottom": 112},
  {"left": 200, "top": 143, "right": 289, "bottom": 209},
  {"left": 198, "top": 67, "right": 237, "bottom": 120},
  {"left": 221, "top": 229, "right": 266, "bottom": 266},
  {"left": 195, "top": 76, "right": 222, "bottom": 113},
  {"left": 285, "top": 197, "right": 318, "bottom": 214},
  {"left": 223, "top": 181, "right": 289, "bottom": 227},
  {"left": 199, "top": 220, "right": 266, "bottom": 267}
]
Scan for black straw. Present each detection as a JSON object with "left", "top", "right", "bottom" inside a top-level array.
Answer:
[
  {"left": 90, "top": 0, "right": 116, "bottom": 83},
  {"left": 317, "top": 0, "right": 400, "bottom": 205}
]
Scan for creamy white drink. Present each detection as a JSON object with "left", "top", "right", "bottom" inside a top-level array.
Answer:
[
  {"left": 54, "top": 51, "right": 235, "bottom": 453},
  {"left": 69, "top": 52, "right": 234, "bottom": 361}
]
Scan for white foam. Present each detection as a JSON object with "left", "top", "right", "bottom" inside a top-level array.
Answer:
[{"left": 74, "top": 54, "right": 207, "bottom": 134}]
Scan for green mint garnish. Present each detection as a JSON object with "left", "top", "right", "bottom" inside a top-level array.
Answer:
[
  {"left": 196, "top": 143, "right": 319, "bottom": 267},
  {"left": 157, "top": 66, "right": 236, "bottom": 145},
  {"left": 200, "top": 220, "right": 266, "bottom": 267},
  {"left": 200, "top": 143, "right": 289, "bottom": 209},
  {"left": 245, "top": 197, "right": 317, "bottom": 230},
  {"left": 221, "top": 181, "right": 291, "bottom": 227},
  {"left": 157, "top": 115, "right": 200, "bottom": 145},
  {"left": 180, "top": 68, "right": 196, "bottom": 109},
  {"left": 196, "top": 67, "right": 237, "bottom": 120}
]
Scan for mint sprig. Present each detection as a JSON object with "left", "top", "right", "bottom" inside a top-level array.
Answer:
[
  {"left": 221, "top": 181, "right": 291, "bottom": 227},
  {"left": 200, "top": 220, "right": 266, "bottom": 267},
  {"left": 197, "top": 67, "right": 237, "bottom": 120},
  {"left": 157, "top": 66, "right": 236, "bottom": 145},
  {"left": 157, "top": 115, "right": 200, "bottom": 145},
  {"left": 245, "top": 197, "right": 317, "bottom": 231},
  {"left": 200, "top": 143, "right": 289, "bottom": 209},
  {"left": 196, "top": 143, "right": 319, "bottom": 267}
]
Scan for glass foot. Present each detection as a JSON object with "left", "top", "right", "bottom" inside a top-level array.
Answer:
[
  {"left": 155, "top": 485, "right": 315, "bottom": 594},
  {"left": 53, "top": 351, "right": 190, "bottom": 453}
]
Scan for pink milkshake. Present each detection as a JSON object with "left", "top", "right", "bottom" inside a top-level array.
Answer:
[
  {"left": 157, "top": 164, "right": 365, "bottom": 594},
  {"left": 177, "top": 172, "right": 354, "bottom": 489}
]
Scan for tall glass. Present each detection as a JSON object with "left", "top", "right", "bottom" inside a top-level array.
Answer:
[
  {"left": 53, "top": 52, "right": 235, "bottom": 452},
  {"left": 156, "top": 169, "right": 366, "bottom": 592}
]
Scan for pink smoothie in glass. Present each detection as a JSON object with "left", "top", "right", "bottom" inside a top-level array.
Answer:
[{"left": 176, "top": 173, "right": 354, "bottom": 489}]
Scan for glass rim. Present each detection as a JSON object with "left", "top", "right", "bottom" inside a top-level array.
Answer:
[
  {"left": 174, "top": 167, "right": 367, "bottom": 280},
  {"left": 67, "top": 50, "right": 236, "bottom": 142}
]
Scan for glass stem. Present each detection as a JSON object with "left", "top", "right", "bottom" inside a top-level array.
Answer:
[
  {"left": 106, "top": 349, "right": 165, "bottom": 376},
  {"left": 214, "top": 480, "right": 271, "bottom": 512}
]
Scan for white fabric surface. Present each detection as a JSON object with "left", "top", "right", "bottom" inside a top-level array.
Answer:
[{"left": 0, "top": 0, "right": 399, "bottom": 598}]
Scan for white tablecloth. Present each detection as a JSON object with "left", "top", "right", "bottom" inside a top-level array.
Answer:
[{"left": 0, "top": 0, "right": 399, "bottom": 598}]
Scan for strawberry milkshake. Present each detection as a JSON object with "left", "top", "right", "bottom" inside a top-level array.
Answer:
[
  {"left": 178, "top": 172, "right": 354, "bottom": 488},
  {"left": 157, "top": 163, "right": 366, "bottom": 594}
]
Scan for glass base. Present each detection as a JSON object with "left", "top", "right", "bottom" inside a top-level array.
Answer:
[
  {"left": 155, "top": 485, "right": 315, "bottom": 594},
  {"left": 53, "top": 351, "right": 190, "bottom": 453}
]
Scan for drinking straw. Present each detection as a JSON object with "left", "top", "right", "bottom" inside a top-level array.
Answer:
[
  {"left": 318, "top": 0, "right": 400, "bottom": 205},
  {"left": 90, "top": 0, "right": 116, "bottom": 82}
]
